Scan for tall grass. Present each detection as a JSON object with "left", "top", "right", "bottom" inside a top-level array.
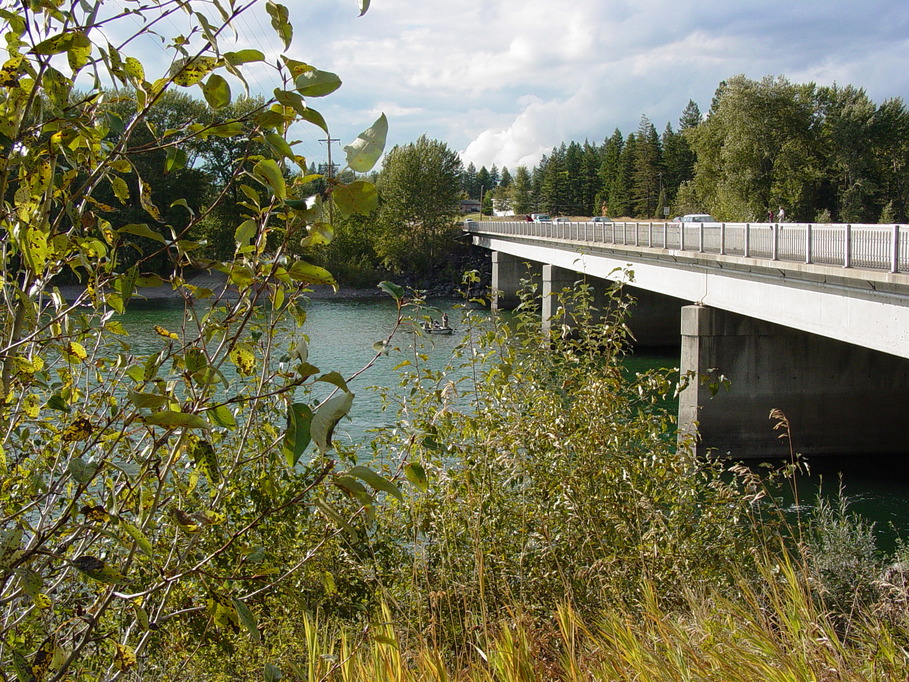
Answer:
[{"left": 257, "top": 553, "right": 909, "bottom": 681}]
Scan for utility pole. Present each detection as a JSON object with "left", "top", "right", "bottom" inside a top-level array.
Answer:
[
  {"left": 319, "top": 136, "right": 340, "bottom": 222},
  {"left": 319, "top": 136, "right": 341, "bottom": 182}
]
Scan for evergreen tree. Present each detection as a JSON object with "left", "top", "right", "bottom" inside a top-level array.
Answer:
[
  {"left": 612, "top": 133, "right": 636, "bottom": 218},
  {"left": 680, "top": 99, "right": 703, "bottom": 130},
  {"left": 599, "top": 129, "right": 625, "bottom": 217},
  {"left": 661, "top": 122, "right": 695, "bottom": 210},
  {"left": 476, "top": 165, "right": 492, "bottom": 199},
  {"left": 511, "top": 165, "right": 533, "bottom": 215},
  {"left": 632, "top": 116, "right": 663, "bottom": 217},
  {"left": 580, "top": 141, "right": 604, "bottom": 216},
  {"left": 462, "top": 162, "right": 479, "bottom": 199}
]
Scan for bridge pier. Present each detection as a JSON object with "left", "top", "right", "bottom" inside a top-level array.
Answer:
[
  {"left": 679, "top": 305, "right": 909, "bottom": 459},
  {"left": 490, "top": 251, "right": 529, "bottom": 311}
]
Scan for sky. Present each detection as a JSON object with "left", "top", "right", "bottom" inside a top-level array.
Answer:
[{"left": 139, "top": 0, "right": 909, "bottom": 173}]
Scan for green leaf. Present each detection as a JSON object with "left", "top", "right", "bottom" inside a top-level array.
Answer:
[
  {"left": 332, "top": 180, "right": 378, "bottom": 218},
  {"left": 119, "top": 223, "right": 167, "bottom": 244},
  {"left": 347, "top": 465, "right": 403, "bottom": 501},
  {"left": 224, "top": 49, "right": 265, "bottom": 65},
  {"left": 170, "top": 56, "right": 218, "bottom": 87},
  {"left": 404, "top": 462, "right": 428, "bottom": 492},
  {"left": 264, "top": 132, "right": 295, "bottom": 160},
  {"left": 110, "top": 175, "right": 130, "bottom": 203},
  {"left": 344, "top": 113, "right": 387, "bottom": 172},
  {"left": 234, "top": 219, "right": 257, "bottom": 248},
  {"left": 311, "top": 392, "right": 354, "bottom": 454},
  {"left": 119, "top": 522, "right": 154, "bottom": 558},
  {"left": 284, "top": 403, "right": 313, "bottom": 467},
  {"left": 210, "top": 404, "right": 237, "bottom": 429},
  {"left": 127, "top": 390, "right": 168, "bottom": 409},
  {"left": 145, "top": 411, "right": 210, "bottom": 429},
  {"left": 66, "top": 30, "right": 91, "bottom": 71},
  {"left": 266, "top": 1, "right": 293, "bottom": 50},
  {"left": 46, "top": 394, "right": 71, "bottom": 412},
  {"left": 298, "top": 222, "right": 333, "bottom": 248},
  {"left": 317, "top": 371, "right": 350, "bottom": 393},
  {"left": 69, "top": 457, "right": 99, "bottom": 484},
  {"left": 124, "top": 56, "right": 145, "bottom": 82},
  {"left": 294, "top": 69, "right": 342, "bottom": 98},
  {"left": 253, "top": 159, "right": 286, "bottom": 200},
  {"left": 297, "top": 106, "right": 329, "bottom": 134},
  {"left": 264, "top": 662, "right": 283, "bottom": 682},
  {"left": 273, "top": 88, "right": 308, "bottom": 117},
  {"left": 233, "top": 598, "right": 261, "bottom": 642},
  {"left": 378, "top": 281, "right": 404, "bottom": 301},
  {"left": 202, "top": 73, "right": 232, "bottom": 108},
  {"left": 287, "top": 260, "right": 336, "bottom": 288},
  {"left": 164, "top": 147, "right": 187, "bottom": 174},
  {"left": 194, "top": 121, "right": 246, "bottom": 137},
  {"left": 32, "top": 32, "right": 71, "bottom": 55},
  {"left": 314, "top": 499, "right": 357, "bottom": 541}
]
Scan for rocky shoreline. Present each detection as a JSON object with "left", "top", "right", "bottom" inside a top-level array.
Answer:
[{"left": 53, "top": 271, "right": 462, "bottom": 303}]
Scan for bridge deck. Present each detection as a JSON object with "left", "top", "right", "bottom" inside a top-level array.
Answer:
[{"left": 467, "top": 220, "right": 909, "bottom": 359}]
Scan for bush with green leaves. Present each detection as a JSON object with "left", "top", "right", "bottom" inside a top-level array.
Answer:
[
  {"left": 0, "top": 1, "right": 400, "bottom": 679},
  {"left": 371, "top": 274, "right": 771, "bottom": 650}
]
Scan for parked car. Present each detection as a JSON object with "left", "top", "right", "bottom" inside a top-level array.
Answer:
[
  {"left": 680, "top": 213, "right": 716, "bottom": 223},
  {"left": 532, "top": 214, "right": 552, "bottom": 223},
  {"left": 591, "top": 216, "right": 613, "bottom": 223},
  {"left": 554, "top": 217, "right": 570, "bottom": 224}
]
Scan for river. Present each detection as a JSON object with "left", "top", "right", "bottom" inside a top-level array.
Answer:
[{"left": 117, "top": 296, "right": 909, "bottom": 552}]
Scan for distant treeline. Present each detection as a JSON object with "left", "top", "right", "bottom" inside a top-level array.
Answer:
[{"left": 465, "top": 75, "right": 909, "bottom": 223}]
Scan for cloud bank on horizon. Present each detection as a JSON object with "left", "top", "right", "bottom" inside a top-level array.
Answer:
[{"left": 250, "top": 0, "right": 909, "bottom": 171}]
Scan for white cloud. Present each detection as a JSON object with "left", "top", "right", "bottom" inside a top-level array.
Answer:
[{"left": 116, "top": 0, "right": 909, "bottom": 172}]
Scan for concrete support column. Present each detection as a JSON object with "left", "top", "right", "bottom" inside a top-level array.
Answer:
[
  {"left": 490, "top": 251, "right": 524, "bottom": 312},
  {"left": 679, "top": 305, "right": 909, "bottom": 459},
  {"left": 542, "top": 264, "right": 580, "bottom": 337}
]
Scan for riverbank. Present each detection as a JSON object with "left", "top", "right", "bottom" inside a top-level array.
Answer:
[{"left": 55, "top": 271, "right": 392, "bottom": 303}]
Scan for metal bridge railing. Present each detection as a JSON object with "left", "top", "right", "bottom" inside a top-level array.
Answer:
[{"left": 465, "top": 220, "right": 909, "bottom": 274}]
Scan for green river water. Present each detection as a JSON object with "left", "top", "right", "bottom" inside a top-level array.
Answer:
[{"left": 116, "top": 297, "right": 909, "bottom": 552}]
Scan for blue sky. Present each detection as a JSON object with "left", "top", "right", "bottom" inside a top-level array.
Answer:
[{"left": 138, "top": 0, "right": 909, "bottom": 172}]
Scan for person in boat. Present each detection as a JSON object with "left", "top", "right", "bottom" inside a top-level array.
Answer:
[{"left": 441, "top": 313, "right": 449, "bottom": 329}]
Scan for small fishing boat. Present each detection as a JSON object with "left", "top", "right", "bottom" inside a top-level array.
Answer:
[{"left": 421, "top": 321, "right": 454, "bottom": 335}]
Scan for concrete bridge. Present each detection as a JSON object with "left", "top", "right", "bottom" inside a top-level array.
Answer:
[{"left": 465, "top": 219, "right": 909, "bottom": 459}]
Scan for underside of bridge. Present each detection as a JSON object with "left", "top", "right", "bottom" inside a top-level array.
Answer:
[{"left": 491, "top": 250, "right": 909, "bottom": 459}]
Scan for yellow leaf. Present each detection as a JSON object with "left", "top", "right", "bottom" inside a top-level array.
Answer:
[
  {"left": 23, "top": 394, "right": 40, "bottom": 418},
  {"left": 229, "top": 344, "right": 257, "bottom": 376},
  {"left": 113, "top": 642, "right": 137, "bottom": 671},
  {"left": 64, "top": 341, "right": 87, "bottom": 360},
  {"left": 154, "top": 325, "right": 179, "bottom": 340},
  {"left": 62, "top": 416, "right": 93, "bottom": 442}
]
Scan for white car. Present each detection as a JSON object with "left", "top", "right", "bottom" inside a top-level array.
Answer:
[
  {"left": 532, "top": 214, "right": 552, "bottom": 223},
  {"left": 680, "top": 214, "right": 716, "bottom": 223}
]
